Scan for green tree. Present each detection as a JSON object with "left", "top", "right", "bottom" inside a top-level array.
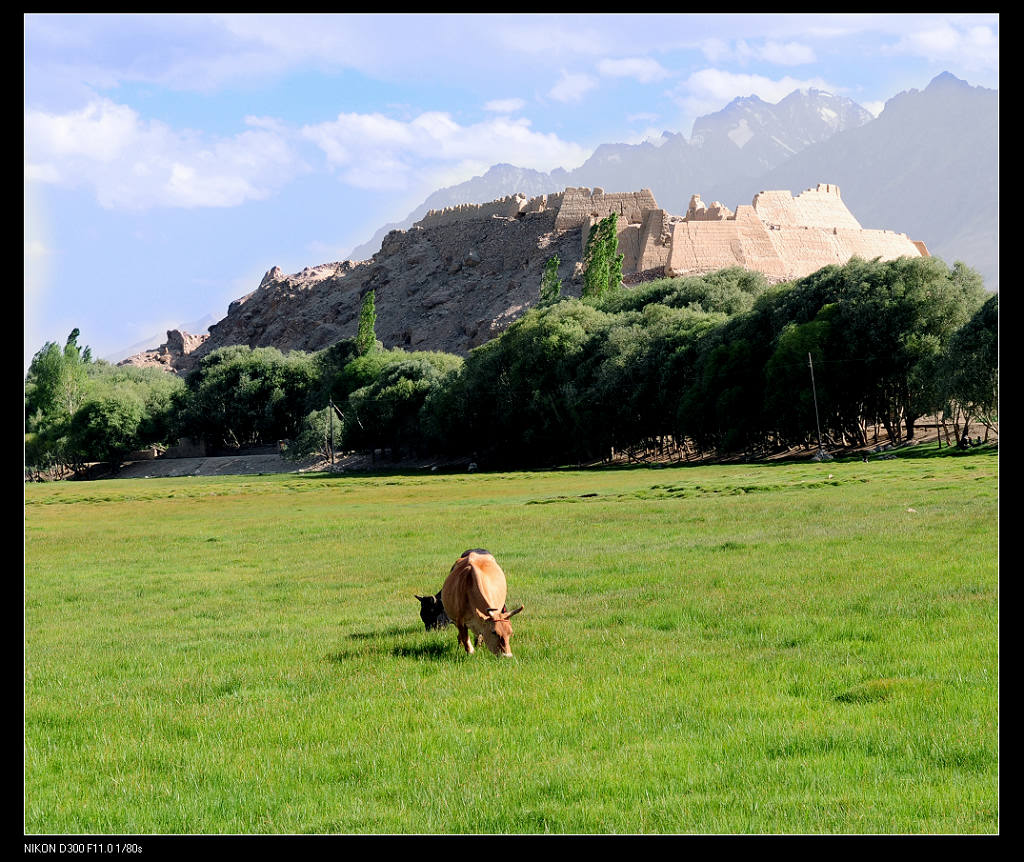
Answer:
[
  {"left": 331, "top": 347, "right": 408, "bottom": 404},
  {"left": 67, "top": 392, "right": 145, "bottom": 467},
  {"left": 596, "top": 267, "right": 767, "bottom": 316},
  {"left": 938, "top": 292, "right": 998, "bottom": 436},
  {"left": 25, "top": 329, "right": 92, "bottom": 425},
  {"left": 25, "top": 329, "right": 97, "bottom": 476},
  {"left": 311, "top": 337, "right": 360, "bottom": 407},
  {"left": 582, "top": 213, "right": 623, "bottom": 301},
  {"left": 356, "top": 289, "right": 378, "bottom": 356},
  {"left": 341, "top": 351, "right": 463, "bottom": 458},
  {"left": 763, "top": 313, "right": 844, "bottom": 446},
  {"left": 79, "top": 361, "right": 186, "bottom": 452},
  {"left": 443, "top": 300, "right": 613, "bottom": 464},
  {"left": 283, "top": 406, "right": 344, "bottom": 462},
  {"left": 179, "top": 346, "right": 318, "bottom": 449},
  {"left": 540, "top": 255, "right": 563, "bottom": 305}
]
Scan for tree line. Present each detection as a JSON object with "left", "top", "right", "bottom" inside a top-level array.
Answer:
[{"left": 25, "top": 217, "right": 997, "bottom": 477}]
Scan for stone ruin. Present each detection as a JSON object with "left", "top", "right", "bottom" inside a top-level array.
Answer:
[
  {"left": 413, "top": 182, "right": 928, "bottom": 283},
  {"left": 117, "top": 328, "right": 208, "bottom": 374}
]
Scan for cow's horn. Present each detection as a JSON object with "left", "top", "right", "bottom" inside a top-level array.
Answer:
[{"left": 507, "top": 605, "right": 524, "bottom": 617}]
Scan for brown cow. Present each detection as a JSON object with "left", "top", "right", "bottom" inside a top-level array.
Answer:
[{"left": 441, "top": 549, "right": 523, "bottom": 657}]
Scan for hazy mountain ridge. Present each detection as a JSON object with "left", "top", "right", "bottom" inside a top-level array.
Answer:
[
  {"left": 347, "top": 73, "right": 996, "bottom": 289},
  {"left": 348, "top": 88, "right": 875, "bottom": 257},
  {"left": 732, "top": 72, "right": 998, "bottom": 288}
]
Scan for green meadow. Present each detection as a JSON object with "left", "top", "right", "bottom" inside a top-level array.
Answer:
[{"left": 24, "top": 451, "right": 998, "bottom": 834}]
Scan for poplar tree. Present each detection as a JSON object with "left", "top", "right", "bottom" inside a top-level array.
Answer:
[
  {"left": 356, "top": 289, "right": 378, "bottom": 356},
  {"left": 540, "top": 255, "right": 563, "bottom": 305},
  {"left": 582, "top": 213, "right": 623, "bottom": 301}
]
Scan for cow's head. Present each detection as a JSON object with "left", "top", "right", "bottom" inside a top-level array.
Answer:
[
  {"left": 475, "top": 605, "right": 524, "bottom": 657},
  {"left": 415, "top": 592, "right": 449, "bottom": 631}
]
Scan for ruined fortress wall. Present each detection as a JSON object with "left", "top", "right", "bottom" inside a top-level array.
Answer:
[
  {"left": 523, "top": 192, "right": 564, "bottom": 214},
  {"left": 753, "top": 184, "right": 862, "bottom": 230},
  {"left": 554, "top": 187, "right": 659, "bottom": 232},
  {"left": 577, "top": 206, "right": 663, "bottom": 270},
  {"left": 666, "top": 207, "right": 795, "bottom": 279},
  {"left": 667, "top": 185, "right": 925, "bottom": 281},
  {"left": 833, "top": 228, "right": 926, "bottom": 265},
  {"left": 408, "top": 181, "right": 924, "bottom": 285},
  {"left": 415, "top": 193, "right": 529, "bottom": 229},
  {"left": 637, "top": 209, "right": 674, "bottom": 272},
  {"left": 669, "top": 221, "right": 926, "bottom": 281},
  {"left": 765, "top": 226, "right": 852, "bottom": 277},
  {"left": 617, "top": 225, "right": 643, "bottom": 272}
]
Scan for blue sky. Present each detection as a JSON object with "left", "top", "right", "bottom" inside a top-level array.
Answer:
[{"left": 24, "top": 13, "right": 999, "bottom": 368}]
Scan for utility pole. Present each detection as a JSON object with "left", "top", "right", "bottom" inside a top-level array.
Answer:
[
  {"left": 328, "top": 398, "right": 335, "bottom": 468},
  {"left": 808, "top": 352, "right": 825, "bottom": 458}
]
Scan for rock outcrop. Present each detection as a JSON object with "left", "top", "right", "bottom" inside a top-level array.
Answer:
[{"left": 118, "top": 329, "right": 208, "bottom": 374}]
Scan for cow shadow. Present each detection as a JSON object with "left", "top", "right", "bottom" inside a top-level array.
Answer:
[
  {"left": 389, "top": 641, "right": 453, "bottom": 659},
  {"left": 326, "top": 624, "right": 458, "bottom": 663},
  {"left": 346, "top": 624, "right": 421, "bottom": 640}
]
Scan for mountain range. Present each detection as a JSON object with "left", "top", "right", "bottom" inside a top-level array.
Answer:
[
  {"left": 349, "top": 72, "right": 997, "bottom": 290},
  {"left": 113, "top": 72, "right": 997, "bottom": 364}
]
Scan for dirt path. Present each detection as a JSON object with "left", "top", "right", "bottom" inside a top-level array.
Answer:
[
  {"left": 111, "top": 453, "right": 322, "bottom": 478},
  {"left": 105, "top": 421, "right": 995, "bottom": 480},
  {"left": 109, "top": 451, "right": 466, "bottom": 478}
]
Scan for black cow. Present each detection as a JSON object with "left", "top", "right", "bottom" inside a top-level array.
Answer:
[{"left": 414, "top": 590, "right": 451, "bottom": 631}]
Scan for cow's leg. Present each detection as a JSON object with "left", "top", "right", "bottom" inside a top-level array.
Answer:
[{"left": 458, "top": 624, "right": 474, "bottom": 654}]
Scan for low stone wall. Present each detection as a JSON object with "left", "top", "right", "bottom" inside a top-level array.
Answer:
[
  {"left": 163, "top": 437, "right": 208, "bottom": 459},
  {"left": 415, "top": 194, "right": 531, "bottom": 229}
]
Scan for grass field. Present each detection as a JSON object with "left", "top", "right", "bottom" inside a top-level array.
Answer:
[{"left": 24, "top": 449, "right": 999, "bottom": 834}]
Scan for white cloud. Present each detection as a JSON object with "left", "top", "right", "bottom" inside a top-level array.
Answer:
[
  {"left": 862, "top": 100, "right": 886, "bottom": 117},
  {"left": 25, "top": 98, "right": 305, "bottom": 209},
  {"left": 484, "top": 97, "right": 527, "bottom": 113},
  {"left": 889, "top": 21, "right": 998, "bottom": 71},
  {"left": 302, "top": 110, "right": 589, "bottom": 191},
  {"left": 548, "top": 70, "right": 599, "bottom": 103},
  {"left": 703, "top": 37, "right": 816, "bottom": 67},
  {"left": 700, "top": 37, "right": 731, "bottom": 63},
  {"left": 493, "top": 19, "right": 620, "bottom": 57},
  {"left": 597, "top": 57, "right": 669, "bottom": 83},
  {"left": 758, "top": 40, "right": 817, "bottom": 65}
]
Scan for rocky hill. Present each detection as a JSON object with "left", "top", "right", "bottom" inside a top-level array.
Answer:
[
  {"left": 120, "top": 179, "right": 932, "bottom": 375},
  {"left": 123, "top": 205, "right": 587, "bottom": 374}
]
